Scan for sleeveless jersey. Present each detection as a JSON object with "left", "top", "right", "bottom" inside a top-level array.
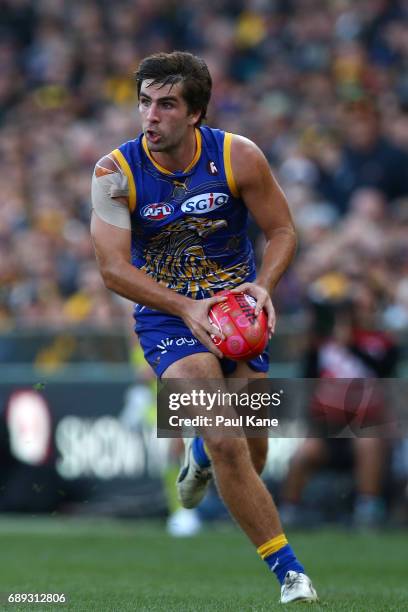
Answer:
[{"left": 112, "top": 126, "right": 256, "bottom": 300}]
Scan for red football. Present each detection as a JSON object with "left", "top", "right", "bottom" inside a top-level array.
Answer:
[{"left": 209, "top": 290, "right": 269, "bottom": 360}]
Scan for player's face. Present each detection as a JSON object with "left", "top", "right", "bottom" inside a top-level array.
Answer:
[{"left": 139, "top": 81, "right": 200, "bottom": 152}]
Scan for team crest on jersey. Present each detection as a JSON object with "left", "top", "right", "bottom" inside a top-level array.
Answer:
[
  {"left": 172, "top": 180, "right": 188, "bottom": 199},
  {"left": 181, "top": 192, "right": 229, "bottom": 214},
  {"left": 141, "top": 203, "right": 174, "bottom": 220}
]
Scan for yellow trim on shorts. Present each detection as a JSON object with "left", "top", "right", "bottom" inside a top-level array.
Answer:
[
  {"left": 223, "top": 132, "right": 239, "bottom": 198},
  {"left": 257, "top": 534, "right": 288, "bottom": 559},
  {"left": 112, "top": 149, "right": 137, "bottom": 212}
]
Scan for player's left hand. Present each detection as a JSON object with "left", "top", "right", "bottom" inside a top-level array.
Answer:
[{"left": 230, "top": 282, "right": 276, "bottom": 337}]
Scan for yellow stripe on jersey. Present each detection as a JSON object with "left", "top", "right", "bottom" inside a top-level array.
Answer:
[
  {"left": 184, "top": 128, "right": 202, "bottom": 173},
  {"left": 223, "top": 132, "right": 239, "bottom": 198},
  {"left": 112, "top": 148, "right": 137, "bottom": 212},
  {"left": 142, "top": 136, "right": 172, "bottom": 175},
  {"left": 142, "top": 128, "right": 202, "bottom": 175},
  {"left": 257, "top": 534, "right": 288, "bottom": 559}
]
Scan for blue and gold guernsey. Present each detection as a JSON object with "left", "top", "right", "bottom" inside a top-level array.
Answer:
[
  {"left": 111, "top": 126, "right": 267, "bottom": 376},
  {"left": 112, "top": 126, "right": 256, "bottom": 299}
]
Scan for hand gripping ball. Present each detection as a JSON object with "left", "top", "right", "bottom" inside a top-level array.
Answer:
[{"left": 209, "top": 290, "right": 269, "bottom": 361}]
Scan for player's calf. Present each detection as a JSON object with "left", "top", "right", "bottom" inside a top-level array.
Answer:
[
  {"left": 207, "top": 437, "right": 319, "bottom": 603},
  {"left": 204, "top": 435, "right": 251, "bottom": 469}
]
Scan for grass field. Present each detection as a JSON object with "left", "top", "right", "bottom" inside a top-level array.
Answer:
[{"left": 0, "top": 517, "right": 407, "bottom": 611}]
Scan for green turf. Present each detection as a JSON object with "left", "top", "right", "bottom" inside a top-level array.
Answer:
[{"left": 0, "top": 517, "right": 406, "bottom": 611}]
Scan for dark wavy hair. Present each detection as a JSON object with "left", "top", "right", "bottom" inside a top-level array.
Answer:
[{"left": 135, "top": 51, "right": 212, "bottom": 125}]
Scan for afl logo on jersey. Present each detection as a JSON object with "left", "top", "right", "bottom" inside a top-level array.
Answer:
[
  {"left": 181, "top": 193, "right": 229, "bottom": 214},
  {"left": 141, "top": 203, "right": 174, "bottom": 220}
]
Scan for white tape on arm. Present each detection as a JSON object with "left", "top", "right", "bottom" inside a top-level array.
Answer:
[{"left": 91, "top": 156, "right": 131, "bottom": 230}]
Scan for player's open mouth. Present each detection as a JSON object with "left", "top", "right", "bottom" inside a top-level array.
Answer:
[{"left": 146, "top": 130, "right": 161, "bottom": 143}]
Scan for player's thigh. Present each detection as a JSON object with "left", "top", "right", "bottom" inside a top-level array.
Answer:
[
  {"left": 227, "top": 362, "right": 268, "bottom": 471},
  {"left": 162, "top": 352, "right": 224, "bottom": 379},
  {"left": 162, "top": 353, "right": 228, "bottom": 428}
]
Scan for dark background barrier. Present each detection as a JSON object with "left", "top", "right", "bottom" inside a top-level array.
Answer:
[
  {"left": 1, "top": 326, "right": 408, "bottom": 524},
  {"left": 0, "top": 376, "right": 169, "bottom": 517}
]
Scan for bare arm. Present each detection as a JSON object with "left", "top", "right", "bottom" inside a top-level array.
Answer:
[
  {"left": 90, "top": 157, "right": 225, "bottom": 356},
  {"left": 230, "top": 135, "right": 297, "bottom": 332},
  {"left": 90, "top": 212, "right": 191, "bottom": 313}
]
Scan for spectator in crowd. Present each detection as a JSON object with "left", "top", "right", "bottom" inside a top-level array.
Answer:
[
  {"left": 316, "top": 98, "right": 408, "bottom": 214},
  {"left": 0, "top": 0, "right": 407, "bottom": 337}
]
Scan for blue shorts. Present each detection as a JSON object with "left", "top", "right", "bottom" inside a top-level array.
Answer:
[{"left": 134, "top": 305, "right": 269, "bottom": 378}]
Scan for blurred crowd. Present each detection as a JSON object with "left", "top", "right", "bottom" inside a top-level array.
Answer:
[{"left": 1, "top": 0, "right": 408, "bottom": 333}]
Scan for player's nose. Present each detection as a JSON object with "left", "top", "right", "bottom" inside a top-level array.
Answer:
[{"left": 146, "top": 103, "right": 160, "bottom": 122}]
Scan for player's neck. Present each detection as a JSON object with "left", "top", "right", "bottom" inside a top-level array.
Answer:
[{"left": 149, "top": 128, "right": 197, "bottom": 173}]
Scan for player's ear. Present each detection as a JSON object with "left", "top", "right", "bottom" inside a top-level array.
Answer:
[{"left": 188, "top": 109, "right": 202, "bottom": 126}]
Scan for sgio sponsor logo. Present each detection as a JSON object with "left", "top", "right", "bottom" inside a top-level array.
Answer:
[
  {"left": 141, "top": 203, "right": 173, "bottom": 220},
  {"left": 181, "top": 192, "right": 229, "bottom": 214}
]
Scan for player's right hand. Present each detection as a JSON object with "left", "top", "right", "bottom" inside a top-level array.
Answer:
[{"left": 179, "top": 296, "right": 227, "bottom": 358}]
